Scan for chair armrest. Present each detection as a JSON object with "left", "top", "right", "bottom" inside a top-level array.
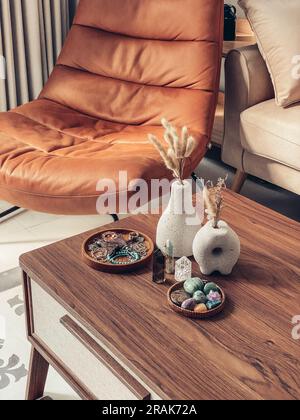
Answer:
[{"left": 222, "top": 45, "right": 274, "bottom": 170}]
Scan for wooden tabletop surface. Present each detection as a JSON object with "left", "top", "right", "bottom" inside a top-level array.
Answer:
[{"left": 20, "top": 191, "right": 300, "bottom": 400}]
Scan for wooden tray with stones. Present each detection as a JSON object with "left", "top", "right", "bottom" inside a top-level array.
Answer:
[
  {"left": 168, "top": 281, "right": 226, "bottom": 319},
  {"left": 82, "top": 229, "right": 154, "bottom": 273}
]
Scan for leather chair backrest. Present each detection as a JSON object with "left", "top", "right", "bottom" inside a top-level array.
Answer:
[{"left": 40, "top": 0, "right": 223, "bottom": 139}]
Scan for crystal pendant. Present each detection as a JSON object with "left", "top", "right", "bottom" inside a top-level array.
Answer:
[{"left": 175, "top": 256, "right": 192, "bottom": 282}]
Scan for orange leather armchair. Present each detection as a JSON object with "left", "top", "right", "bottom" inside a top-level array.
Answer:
[{"left": 0, "top": 0, "right": 223, "bottom": 215}]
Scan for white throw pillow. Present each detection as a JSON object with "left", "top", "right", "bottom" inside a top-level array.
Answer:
[{"left": 239, "top": 0, "right": 300, "bottom": 107}]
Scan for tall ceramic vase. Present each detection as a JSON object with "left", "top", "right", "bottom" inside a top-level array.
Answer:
[{"left": 156, "top": 180, "right": 202, "bottom": 258}]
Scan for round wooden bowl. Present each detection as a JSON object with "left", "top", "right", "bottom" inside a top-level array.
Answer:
[
  {"left": 82, "top": 229, "right": 154, "bottom": 273},
  {"left": 167, "top": 281, "right": 226, "bottom": 319}
]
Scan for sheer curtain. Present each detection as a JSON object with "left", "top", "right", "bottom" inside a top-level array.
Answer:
[
  {"left": 0, "top": 0, "right": 77, "bottom": 112},
  {"left": 70, "top": 0, "right": 79, "bottom": 22}
]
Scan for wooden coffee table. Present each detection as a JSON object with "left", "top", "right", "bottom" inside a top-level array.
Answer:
[{"left": 20, "top": 191, "right": 300, "bottom": 400}]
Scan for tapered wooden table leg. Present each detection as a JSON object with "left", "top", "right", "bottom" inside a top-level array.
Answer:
[{"left": 26, "top": 347, "right": 49, "bottom": 401}]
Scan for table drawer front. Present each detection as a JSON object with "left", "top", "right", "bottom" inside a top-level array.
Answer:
[{"left": 30, "top": 280, "right": 151, "bottom": 400}]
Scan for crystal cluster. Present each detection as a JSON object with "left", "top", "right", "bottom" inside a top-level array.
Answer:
[{"left": 175, "top": 257, "right": 192, "bottom": 282}]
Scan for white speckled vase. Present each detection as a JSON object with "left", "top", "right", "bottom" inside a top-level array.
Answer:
[
  {"left": 193, "top": 220, "right": 240, "bottom": 275},
  {"left": 156, "top": 181, "right": 202, "bottom": 258}
]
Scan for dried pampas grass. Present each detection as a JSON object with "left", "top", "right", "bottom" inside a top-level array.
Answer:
[
  {"left": 203, "top": 176, "right": 228, "bottom": 229},
  {"left": 148, "top": 119, "right": 196, "bottom": 183}
]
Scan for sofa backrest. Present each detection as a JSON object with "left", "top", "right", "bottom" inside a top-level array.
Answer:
[{"left": 40, "top": 0, "right": 223, "bottom": 138}]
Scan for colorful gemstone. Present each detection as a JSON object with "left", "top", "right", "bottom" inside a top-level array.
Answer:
[
  {"left": 207, "top": 291, "right": 222, "bottom": 302},
  {"left": 193, "top": 291, "right": 207, "bottom": 304},
  {"left": 206, "top": 300, "right": 222, "bottom": 310},
  {"left": 181, "top": 298, "right": 197, "bottom": 311},
  {"left": 171, "top": 290, "right": 191, "bottom": 307},
  {"left": 204, "top": 282, "right": 220, "bottom": 295},
  {"left": 194, "top": 304, "right": 208, "bottom": 314},
  {"left": 184, "top": 278, "right": 205, "bottom": 295}
]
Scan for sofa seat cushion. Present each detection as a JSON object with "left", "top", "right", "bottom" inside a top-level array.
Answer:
[
  {"left": 241, "top": 100, "right": 300, "bottom": 171},
  {"left": 0, "top": 99, "right": 206, "bottom": 214}
]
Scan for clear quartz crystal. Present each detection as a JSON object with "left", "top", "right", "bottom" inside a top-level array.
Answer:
[{"left": 175, "top": 257, "right": 192, "bottom": 282}]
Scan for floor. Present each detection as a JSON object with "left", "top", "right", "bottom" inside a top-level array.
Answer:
[
  {"left": 0, "top": 281, "right": 82, "bottom": 400},
  {"left": 0, "top": 150, "right": 299, "bottom": 400},
  {"left": 0, "top": 205, "right": 114, "bottom": 274}
]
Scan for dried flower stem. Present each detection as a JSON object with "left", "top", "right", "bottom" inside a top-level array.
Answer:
[
  {"left": 204, "top": 176, "right": 228, "bottom": 228},
  {"left": 148, "top": 119, "right": 196, "bottom": 184}
]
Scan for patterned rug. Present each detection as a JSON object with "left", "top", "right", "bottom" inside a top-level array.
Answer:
[
  {"left": 0, "top": 269, "right": 78, "bottom": 400},
  {"left": 0, "top": 271, "right": 29, "bottom": 400}
]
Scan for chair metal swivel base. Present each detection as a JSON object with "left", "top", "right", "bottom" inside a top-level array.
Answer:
[
  {"left": 0, "top": 206, "right": 23, "bottom": 222},
  {"left": 0, "top": 206, "right": 119, "bottom": 224},
  {"left": 111, "top": 214, "right": 120, "bottom": 222}
]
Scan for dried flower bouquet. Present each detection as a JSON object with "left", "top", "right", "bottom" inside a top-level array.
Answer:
[
  {"left": 148, "top": 119, "right": 196, "bottom": 184},
  {"left": 203, "top": 176, "right": 228, "bottom": 229}
]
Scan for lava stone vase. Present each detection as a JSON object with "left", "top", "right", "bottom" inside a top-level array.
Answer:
[
  {"left": 193, "top": 220, "right": 240, "bottom": 275},
  {"left": 156, "top": 180, "right": 202, "bottom": 258}
]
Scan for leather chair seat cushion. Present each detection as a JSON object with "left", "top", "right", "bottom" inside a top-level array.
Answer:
[
  {"left": 0, "top": 99, "right": 205, "bottom": 214},
  {"left": 241, "top": 99, "right": 300, "bottom": 171}
]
